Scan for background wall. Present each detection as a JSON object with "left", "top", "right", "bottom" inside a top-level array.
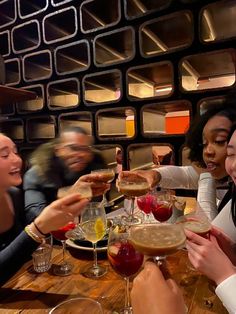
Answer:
[{"left": 0, "top": 0, "right": 236, "bottom": 176}]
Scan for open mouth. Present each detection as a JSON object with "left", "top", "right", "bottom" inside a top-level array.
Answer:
[
  {"left": 206, "top": 162, "right": 217, "bottom": 171},
  {"left": 9, "top": 169, "right": 21, "bottom": 176}
]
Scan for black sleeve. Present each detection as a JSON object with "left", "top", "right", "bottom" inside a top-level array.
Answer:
[
  {"left": 23, "top": 168, "right": 48, "bottom": 223},
  {"left": 0, "top": 232, "right": 38, "bottom": 286}
]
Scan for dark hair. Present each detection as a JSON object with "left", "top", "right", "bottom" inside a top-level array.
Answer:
[
  {"left": 185, "top": 102, "right": 236, "bottom": 167},
  {"left": 227, "top": 123, "right": 236, "bottom": 227}
]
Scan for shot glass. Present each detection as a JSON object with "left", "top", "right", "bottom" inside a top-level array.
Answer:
[{"left": 32, "top": 244, "right": 52, "bottom": 273}]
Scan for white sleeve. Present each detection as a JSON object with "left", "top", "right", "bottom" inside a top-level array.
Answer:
[
  {"left": 212, "top": 200, "right": 236, "bottom": 242},
  {"left": 155, "top": 166, "right": 199, "bottom": 190},
  {"left": 197, "top": 173, "right": 218, "bottom": 221},
  {"left": 215, "top": 274, "right": 236, "bottom": 314}
]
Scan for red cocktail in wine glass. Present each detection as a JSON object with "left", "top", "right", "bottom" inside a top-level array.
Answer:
[
  {"left": 108, "top": 227, "right": 144, "bottom": 313},
  {"left": 137, "top": 193, "right": 155, "bottom": 223},
  {"left": 151, "top": 192, "right": 173, "bottom": 223},
  {"left": 51, "top": 222, "right": 76, "bottom": 276}
]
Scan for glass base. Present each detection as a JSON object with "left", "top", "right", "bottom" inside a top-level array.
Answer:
[
  {"left": 120, "top": 306, "right": 132, "bottom": 314},
  {"left": 81, "top": 265, "right": 107, "bottom": 278},
  {"left": 52, "top": 262, "right": 73, "bottom": 276},
  {"left": 122, "top": 215, "right": 141, "bottom": 225}
]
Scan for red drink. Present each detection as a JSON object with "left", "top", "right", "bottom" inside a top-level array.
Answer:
[
  {"left": 137, "top": 194, "right": 155, "bottom": 214},
  {"left": 51, "top": 222, "right": 76, "bottom": 241},
  {"left": 151, "top": 201, "right": 173, "bottom": 222},
  {"left": 108, "top": 241, "right": 144, "bottom": 277}
]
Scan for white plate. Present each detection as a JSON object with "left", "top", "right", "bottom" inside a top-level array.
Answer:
[{"left": 66, "top": 239, "right": 107, "bottom": 252}]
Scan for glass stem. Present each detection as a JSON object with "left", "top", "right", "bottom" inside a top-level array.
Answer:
[
  {"left": 130, "top": 198, "right": 135, "bottom": 222},
  {"left": 124, "top": 277, "right": 131, "bottom": 308},
  {"left": 61, "top": 240, "right": 67, "bottom": 265},
  {"left": 102, "top": 192, "right": 108, "bottom": 205},
  {"left": 92, "top": 242, "right": 98, "bottom": 268}
]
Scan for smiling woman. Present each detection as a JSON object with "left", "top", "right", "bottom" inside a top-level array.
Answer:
[{"left": 0, "top": 132, "right": 89, "bottom": 286}]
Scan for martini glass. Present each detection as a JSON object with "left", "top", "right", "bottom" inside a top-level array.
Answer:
[
  {"left": 51, "top": 222, "right": 76, "bottom": 276},
  {"left": 118, "top": 180, "right": 149, "bottom": 224},
  {"left": 91, "top": 168, "right": 115, "bottom": 207},
  {"left": 129, "top": 223, "right": 186, "bottom": 265}
]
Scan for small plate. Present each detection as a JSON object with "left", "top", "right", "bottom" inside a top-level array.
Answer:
[{"left": 66, "top": 239, "right": 107, "bottom": 252}]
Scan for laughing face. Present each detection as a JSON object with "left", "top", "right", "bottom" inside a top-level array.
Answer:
[
  {"left": 55, "top": 131, "right": 93, "bottom": 173},
  {"left": 225, "top": 130, "right": 236, "bottom": 185},
  {"left": 0, "top": 134, "right": 22, "bottom": 190},
  {"left": 202, "top": 115, "right": 232, "bottom": 180}
]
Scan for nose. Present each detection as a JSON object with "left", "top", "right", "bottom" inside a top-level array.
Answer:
[
  {"left": 10, "top": 152, "right": 22, "bottom": 165},
  {"left": 204, "top": 143, "right": 215, "bottom": 156}
]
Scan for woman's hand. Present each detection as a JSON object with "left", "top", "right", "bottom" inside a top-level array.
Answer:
[
  {"left": 34, "top": 194, "right": 89, "bottom": 234},
  {"left": 210, "top": 226, "right": 236, "bottom": 265},
  {"left": 185, "top": 229, "right": 236, "bottom": 285},
  {"left": 76, "top": 174, "right": 110, "bottom": 196},
  {"left": 131, "top": 262, "right": 186, "bottom": 314},
  {"left": 118, "top": 170, "right": 160, "bottom": 188}
]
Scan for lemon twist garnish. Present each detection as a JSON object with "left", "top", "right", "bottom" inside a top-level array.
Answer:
[{"left": 94, "top": 218, "right": 105, "bottom": 240}]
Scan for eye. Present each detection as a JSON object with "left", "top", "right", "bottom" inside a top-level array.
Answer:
[{"left": 215, "top": 140, "right": 227, "bottom": 145}]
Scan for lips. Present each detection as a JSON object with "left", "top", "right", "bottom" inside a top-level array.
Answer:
[
  {"left": 206, "top": 162, "right": 217, "bottom": 171},
  {"left": 9, "top": 169, "right": 21, "bottom": 175}
]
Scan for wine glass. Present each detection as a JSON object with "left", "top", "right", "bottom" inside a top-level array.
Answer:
[
  {"left": 151, "top": 191, "right": 173, "bottom": 223},
  {"left": 49, "top": 297, "right": 103, "bottom": 314},
  {"left": 57, "top": 181, "right": 92, "bottom": 199},
  {"left": 51, "top": 222, "right": 76, "bottom": 276},
  {"left": 137, "top": 192, "right": 155, "bottom": 223},
  {"left": 118, "top": 179, "right": 149, "bottom": 224},
  {"left": 91, "top": 168, "right": 115, "bottom": 207},
  {"left": 107, "top": 226, "right": 144, "bottom": 314},
  {"left": 80, "top": 202, "right": 107, "bottom": 278},
  {"left": 129, "top": 223, "right": 186, "bottom": 265}
]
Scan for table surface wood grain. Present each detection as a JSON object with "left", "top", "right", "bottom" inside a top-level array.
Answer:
[{"left": 0, "top": 243, "right": 228, "bottom": 314}]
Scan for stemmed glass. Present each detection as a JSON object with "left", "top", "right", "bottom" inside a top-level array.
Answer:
[
  {"left": 129, "top": 223, "right": 186, "bottom": 265},
  {"left": 118, "top": 179, "right": 149, "bottom": 224},
  {"left": 107, "top": 226, "right": 144, "bottom": 314},
  {"left": 151, "top": 191, "right": 173, "bottom": 223},
  {"left": 51, "top": 222, "right": 76, "bottom": 276},
  {"left": 137, "top": 192, "right": 155, "bottom": 223},
  {"left": 80, "top": 202, "right": 107, "bottom": 278},
  {"left": 91, "top": 168, "right": 115, "bottom": 207},
  {"left": 49, "top": 297, "right": 103, "bottom": 314}
]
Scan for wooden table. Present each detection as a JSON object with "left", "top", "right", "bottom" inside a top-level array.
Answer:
[{"left": 0, "top": 245, "right": 227, "bottom": 314}]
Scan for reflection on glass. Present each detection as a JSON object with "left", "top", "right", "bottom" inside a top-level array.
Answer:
[
  {"left": 128, "top": 144, "right": 174, "bottom": 171},
  {"left": 140, "top": 11, "right": 193, "bottom": 57},
  {"left": 200, "top": 0, "right": 236, "bottom": 43},
  {"left": 47, "top": 78, "right": 79, "bottom": 110},
  {"left": 58, "top": 112, "right": 92, "bottom": 135},
  {"left": 97, "top": 107, "right": 135, "bottom": 139},
  {"left": 181, "top": 49, "right": 236, "bottom": 91},
  {"left": 124, "top": 0, "right": 171, "bottom": 20},
  {"left": 127, "top": 62, "right": 173, "bottom": 100},
  {"left": 83, "top": 70, "right": 121, "bottom": 104},
  {"left": 142, "top": 101, "right": 190, "bottom": 135}
]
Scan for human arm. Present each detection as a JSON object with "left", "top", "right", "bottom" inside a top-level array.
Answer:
[
  {"left": 215, "top": 274, "right": 236, "bottom": 314},
  {"left": 23, "top": 167, "right": 51, "bottom": 223},
  {"left": 131, "top": 262, "right": 186, "bottom": 314},
  {"left": 0, "top": 194, "right": 88, "bottom": 286},
  {"left": 118, "top": 166, "right": 199, "bottom": 191}
]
